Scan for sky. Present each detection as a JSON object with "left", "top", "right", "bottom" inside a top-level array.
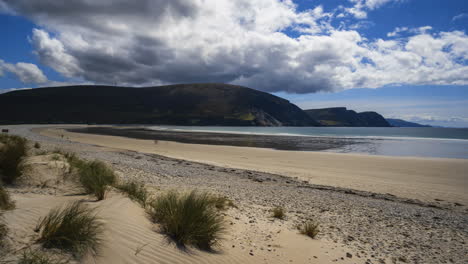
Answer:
[{"left": 0, "top": 0, "right": 467, "bottom": 127}]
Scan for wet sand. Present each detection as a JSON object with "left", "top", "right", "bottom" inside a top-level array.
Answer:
[{"left": 68, "top": 126, "right": 368, "bottom": 151}]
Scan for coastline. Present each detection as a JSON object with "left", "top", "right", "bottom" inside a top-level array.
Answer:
[
  {"left": 2, "top": 124, "right": 466, "bottom": 264},
  {"left": 39, "top": 125, "right": 468, "bottom": 205}
]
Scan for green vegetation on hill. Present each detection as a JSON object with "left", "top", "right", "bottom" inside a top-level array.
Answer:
[
  {"left": 305, "top": 107, "right": 391, "bottom": 127},
  {"left": 386, "top": 118, "right": 431, "bottom": 127},
  {"left": 0, "top": 83, "right": 319, "bottom": 127}
]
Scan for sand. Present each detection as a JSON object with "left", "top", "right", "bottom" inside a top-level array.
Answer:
[
  {"left": 2, "top": 125, "right": 467, "bottom": 263},
  {"left": 40, "top": 126, "right": 468, "bottom": 205},
  {"left": 1, "top": 153, "right": 350, "bottom": 264}
]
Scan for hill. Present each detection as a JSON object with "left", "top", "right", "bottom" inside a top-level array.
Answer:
[
  {"left": 386, "top": 118, "right": 431, "bottom": 127},
  {"left": 304, "top": 107, "right": 390, "bottom": 127},
  {"left": 0, "top": 83, "right": 319, "bottom": 126}
]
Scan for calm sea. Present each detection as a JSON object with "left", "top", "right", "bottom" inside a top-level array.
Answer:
[{"left": 148, "top": 126, "right": 468, "bottom": 159}]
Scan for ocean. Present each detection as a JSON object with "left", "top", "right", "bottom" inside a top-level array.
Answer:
[{"left": 147, "top": 126, "right": 468, "bottom": 159}]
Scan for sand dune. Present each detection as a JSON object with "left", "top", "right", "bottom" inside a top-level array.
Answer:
[
  {"left": 2, "top": 153, "right": 351, "bottom": 264},
  {"left": 3, "top": 193, "right": 349, "bottom": 264}
]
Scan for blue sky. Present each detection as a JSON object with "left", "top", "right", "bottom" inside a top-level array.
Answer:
[{"left": 0, "top": 0, "right": 467, "bottom": 127}]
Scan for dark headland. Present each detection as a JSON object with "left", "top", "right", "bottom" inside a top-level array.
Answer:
[{"left": 0, "top": 84, "right": 318, "bottom": 126}]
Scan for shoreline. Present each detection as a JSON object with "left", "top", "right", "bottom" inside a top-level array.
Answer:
[
  {"left": 37, "top": 125, "right": 468, "bottom": 205},
  {"left": 2, "top": 124, "right": 467, "bottom": 264}
]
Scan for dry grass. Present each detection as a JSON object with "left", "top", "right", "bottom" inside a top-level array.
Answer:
[
  {"left": 50, "top": 150, "right": 115, "bottom": 200},
  {"left": 52, "top": 150, "right": 83, "bottom": 169},
  {"left": 35, "top": 201, "right": 103, "bottom": 257},
  {"left": 208, "top": 195, "right": 236, "bottom": 210},
  {"left": 0, "top": 221, "right": 7, "bottom": 243},
  {"left": 299, "top": 221, "right": 320, "bottom": 239},
  {"left": 0, "top": 134, "right": 28, "bottom": 184},
  {"left": 18, "top": 249, "right": 68, "bottom": 264},
  {"left": 117, "top": 180, "right": 150, "bottom": 207},
  {"left": 0, "top": 183, "right": 14, "bottom": 210},
  {"left": 272, "top": 206, "right": 285, "bottom": 219},
  {"left": 148, "top": 190, "right": 225, "bottom": 250}
]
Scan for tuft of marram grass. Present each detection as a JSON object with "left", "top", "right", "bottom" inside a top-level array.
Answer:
[
  {"left": 18, "top": 249, "right": 68, "bottom": 264},
  {"left": 0, "top": 221, "right": 7, "bottom": 241},
  {"left": 35, "top": 201, "right": 103, "bottom": 257},
  {"left": 116, "top": 180, "right": 150, "bottom": 207},
  {"left": 0, "top": 134, "right": 28, "bottom": 184},
  {"left": 272, "top": 206, "right": 285, "bottom": 219},
  {"left": 0, "top": 183, "right": 15, "bottom": 210},
  {"left": 52, "top": 150, "right": 83, "bottom": 169},
  {"left": 208, "top": 195, "right": 235, "bottom": 210},
  {"left": 77, "top": 160, "right": 116, "bottom": 201},
  {"left": 148, "top": 190, "right": 225, "bottom": 250},
  {"left": 299, "top": 221, "right": 320, "bottom": 239}
]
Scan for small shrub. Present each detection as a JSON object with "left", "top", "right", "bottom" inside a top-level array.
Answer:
[
  {"left": 0, "top": 220, "right": 7, "bottom": 250},
  {"left": 78, "top": 161, "right": 116, "bottom": 201},
  {"left": 299, "top": 221, "right": 320, "bottom": 239},
  {"left": 0, "top": 221, "right": 7, "bottom": 240},
  {"left": 34, "top": 142, "right": 41, "bottom": 149},
  {"left": 117, "top": 180, "right": 150, "bottom": 207},
  {"left": 208, "top": 195, "right": 235, "bottom": 210},
  {"left": 148, "top": 190, "right": 225, "bottom": 250},
  {"left": 52, "top": 150, "right": 82, "bottom": 168},
  {"left": 0, "top": 134, "right": 28, "bottom": 184},
  {"left": 272, "top": 207, "right": 285, "bottom": 219},
  {"left": 18, "top": 249, "right": 68, "bottom": 264},
  {"left": 35, "top": 201, "right": 103, "bottom": 257},
  {"left": 51, "top": 154, "right": 61, "bottom": 161},
  {"left": 0, "top": 183, "right": 14, "bottom": 210}
]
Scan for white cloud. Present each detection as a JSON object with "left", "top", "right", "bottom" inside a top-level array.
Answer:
[
  {"left": 0, "top": 59, "right": 48, "bottom": 84},
  {"left": 387, "top": 26, "right": 408, "bottom": 37},
  {"left": 0, "top": 0, "right": 467, "bottom": 93},
  {"left": 344, "top": 0, "right": 400, "bottom": 19},
  {"left": 452, "top": 13, "right": 468, "bottom": 22}
]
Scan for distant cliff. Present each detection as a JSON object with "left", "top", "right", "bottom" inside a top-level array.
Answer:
[
  {"left": 386, "top": 119, "right": 431, "bottom": 127},
  {"left": 304, "top": 107, "right": 391, "bottom": 127},
  {"left": 0, "top": 83, "right": 319, "bottom": 126}
]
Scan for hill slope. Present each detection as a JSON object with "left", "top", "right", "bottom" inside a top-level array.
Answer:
[
  {"left": 386, "top": 119, "right": 431, "bottom": 127},
  {"left": 0, "top": 83, "right": 319, "bottom": 126},
  {"left": 305, "top": 107, "right": 390, "bottom": 127}
]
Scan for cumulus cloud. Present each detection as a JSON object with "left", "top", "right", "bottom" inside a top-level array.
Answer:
[
  {"left": 0, "top": 0, "right": 467, "bottom": 93},
  {"left": 0, "top": 59, "right": 48, "bottom": 84}
]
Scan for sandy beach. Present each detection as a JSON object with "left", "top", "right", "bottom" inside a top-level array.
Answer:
[
  {"left": 1, "top": 125, "right": 467, "bottom": 264},
  {"left": 41, "top": 126, "right": 468, "bottom": 205}
]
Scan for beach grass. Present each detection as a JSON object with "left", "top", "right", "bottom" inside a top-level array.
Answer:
[
  {"left": 35, "top": 201, "right": 103, "bottom": 257},
  {"left": 0, "top": 183, "right": 14, "bottom": 210},
  {"left": 34, "top": 142, "right": 41, "bottom": 149},
  {"left": 52, "top": 150, "right": 84, "bottom": 169},
  {"left": 18, "top": 249, "right": 68, "bottom": 264},
  {"left": 77, "top": 160, "right": 116, "bottom": 201},
  {"left": 148, "top": 190, "right": 225, "bottom": 250},
  {"left": 208, "top": 195, "right": 235, "bottom": 210},
  {"left": 0, "top": 221, "right": 6, "bottom": 242},
  {"left": 116, "top": 180, "right": 150, "bottom": 207},
  {"left": 0, "top": 134, "right": 28, "bottom": 184},
  {"left": 272, "top": 206, "right": 285, "bottom": 219},
  {"left": 299, "top": 221, "right": 320, "bottom": 239}
]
